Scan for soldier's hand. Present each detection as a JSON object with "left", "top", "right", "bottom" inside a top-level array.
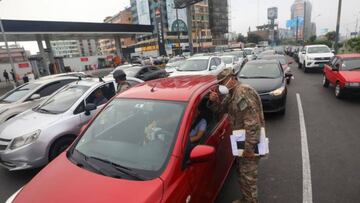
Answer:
[
  {"left": 209, "top": 90, "right": 220, "bottom": 103},
  {"left": 242, "top": 149, "right": 255, "bottom": 158}
]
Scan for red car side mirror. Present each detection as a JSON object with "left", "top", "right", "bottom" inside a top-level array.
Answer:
[{"left": 190, "top": 145, "right": 215, "bottom": 163}]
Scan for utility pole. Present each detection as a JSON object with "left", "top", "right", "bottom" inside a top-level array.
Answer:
[
  {"left": 187, "top": 6, "right": 193, "bottom": 55},
  {"left": 334, "top": 0, "right": 342, "bottom": 54},
  {"left": 296, "top": 17, "right": 299, "bottom": 42},
  {"left": 0, "top": 0, "right": 19, "bottom": 86},
  {"left": 303, "top": 1, "right": 307, "bottom": 42},
  {"left": 176, "top": 8, "right": 181, "bottom": 55}
]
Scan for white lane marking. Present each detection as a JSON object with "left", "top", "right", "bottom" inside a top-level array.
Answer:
[{"left": 296, "top": 93, "right": 313, "bottom": 203}]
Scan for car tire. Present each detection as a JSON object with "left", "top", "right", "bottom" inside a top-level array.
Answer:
[
  {"left": 298, "top": 62, "right": 302, "bottom": 69},
  {"left": 303, "top": 63, "right": 309, "bottom": 73},
  {"left": 322, "top": 75, "right": 329, "bottom": 88},
  {"left": 49, "top": 136, "right": 76, "bottom": 161},
  {"left": 335, "top": 82, "right": 344, "bottom": 99},
  {"left": 279, "top": 108, "right": 286, "bottom": 115}
]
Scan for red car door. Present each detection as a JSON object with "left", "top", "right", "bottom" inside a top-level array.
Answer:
[
  {"left": 183, "top": 90, "right": 233, "bottom": 203},
  {"left": 326, "top": 57, "right": 339, "bottom": 84}
]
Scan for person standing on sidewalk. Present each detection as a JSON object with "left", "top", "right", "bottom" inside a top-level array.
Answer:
[
  {"left": 209, "top": 69, "right": 265, "bottom": 203},
  {"left": 10, "top": 69, "right": 15, "bottom": 81},
  {"left": 3, "top": 70, "right": 10, "bottom": 83}
]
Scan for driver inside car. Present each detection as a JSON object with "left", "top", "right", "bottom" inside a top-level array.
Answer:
[{"left": 189, "top": 108, "right": 207, "bottom": 143}]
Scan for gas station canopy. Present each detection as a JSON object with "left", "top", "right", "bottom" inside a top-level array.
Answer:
[{"left": 0, "top": 19, "right": 154, "bottom": 42}]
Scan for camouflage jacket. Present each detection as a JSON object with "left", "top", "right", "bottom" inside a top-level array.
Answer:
[
  {"left": 212, "top": 83, "right": 265, "bottom": 152},
  {"left": 117, "top": 82, "right": 131, "bottom": 93}
]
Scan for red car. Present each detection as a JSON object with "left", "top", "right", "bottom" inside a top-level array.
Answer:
[
  {"left": 323, "top": 54, "right": 360, "bottom": 98},
  {"left": 8, "top": 76, "right": 234, "bottom": 203}
]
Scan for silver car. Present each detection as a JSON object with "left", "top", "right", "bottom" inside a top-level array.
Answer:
[
  {"left": 0, "top": 77, "right": 78, "bottom": 123},
  {"left": 0, "top": 77, "right": 142, "bottom": 170}
]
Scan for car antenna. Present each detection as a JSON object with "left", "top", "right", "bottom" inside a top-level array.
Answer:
[
  {"left": 99, "top": 77, "right": 104, "bottom": 83},
  {"left": 150, "top": 83, "right": 157, "bottom": 92}
]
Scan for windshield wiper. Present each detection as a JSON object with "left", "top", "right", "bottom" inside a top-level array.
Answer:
[
  {"left": 89, "top": 156, "right": 146, "bottom": 180},
  {"left": 73, "top": 150, "right": 108, "bottom": 176}
]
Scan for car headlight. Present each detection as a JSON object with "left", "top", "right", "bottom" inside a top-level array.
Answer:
[
  {"left": 346, "top": 82, "right": 360, "bottom": 87},
  {"left": 307, "top": 56, "right": 314, "bottom": 60},
  {"left": 270, "top": 86, "right": 286, "bottom": 96},
  {"left": 6, "top": 187, "right": 23, "bottom": 203},
  {"left": 9, "top": 130, "right": 41, "bottom": 150}
]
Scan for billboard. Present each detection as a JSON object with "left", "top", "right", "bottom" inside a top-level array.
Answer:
[
  {"left": 166, "top": 0, "right": 188, "bottom": 32},
  {"left": 136, "top": 0, "right": 151, "bottom": 25},
  {"left": 267, "top": 7, "right": 278, "bottom": 20},
  {"left": 286, "top": 17, "right": 304, "bottom": 28}
]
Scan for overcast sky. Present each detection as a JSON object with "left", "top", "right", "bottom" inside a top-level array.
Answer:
[{"left": 1, "top": 0, "right": 359, "bottom": 53}]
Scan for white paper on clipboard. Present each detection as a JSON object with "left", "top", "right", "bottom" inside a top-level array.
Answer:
[{"left": 230, "top": 128, "right": 269, "bottom": 157}]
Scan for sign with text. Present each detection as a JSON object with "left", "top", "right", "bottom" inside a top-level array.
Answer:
[
  {"left": 80, "top": 57, "right": 89, "bottom": 62},
  {"left": 18, "top": 63, "right": 30, "bottom": 68}
]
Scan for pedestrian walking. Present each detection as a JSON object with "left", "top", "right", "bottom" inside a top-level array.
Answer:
[
  {"left": 209, "top": 69, "right": 265, "bottom": 203},
  {"left": 3, "top": 70, "right": 10, "bottom": 83}
]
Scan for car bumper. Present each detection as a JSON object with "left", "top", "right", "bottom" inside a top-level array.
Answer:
[
  {"left": 0, "top": 141, "right": 47, "bottom": 171},
  {"left": 306, "top": 60, "right": 329, "bottom": 68},
  {"left": 260, "top": 93, "right": 287, "bottom": 113},
  {"left": 343, "top": 86, "right": 360, "bottom": 95}
]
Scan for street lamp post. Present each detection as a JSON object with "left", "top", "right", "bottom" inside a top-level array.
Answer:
[
  {"left": 0, "top": 0, "right": 19, "bottom": 86},
  {"left": 334, "top": 0, "right": 342, "bottom": 54}
]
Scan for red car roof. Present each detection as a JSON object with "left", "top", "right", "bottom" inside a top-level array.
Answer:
[
  {"left": 117, "top": 75, "right": 217, "bottom": 102},
  {"left": 337, "top": 53, "right": 360, "bottom": 59}
]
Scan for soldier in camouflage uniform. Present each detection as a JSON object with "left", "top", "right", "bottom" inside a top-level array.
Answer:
[{"left": 209, "top": 69, "right": 265, "bottom": 203}]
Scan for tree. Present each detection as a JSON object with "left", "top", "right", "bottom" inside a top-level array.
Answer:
[
  {"left": 309, "top": 35, "right": 317, "bottom": 43},
  {"left": 347, "top": 37, "right": 360, "bottom": 52},
  {"left": 236, "top": 33, "right": 246, "bottom": 43},
  {"left": 247, "top": 33, "right": 264, "bottom": 44},
  {"left": 325, "top": 31, "right": 336, "bottom": 42}
]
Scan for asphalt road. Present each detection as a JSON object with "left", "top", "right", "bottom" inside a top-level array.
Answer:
[{"left": 1, "top": 61, "right": 360, "bottom": 202}]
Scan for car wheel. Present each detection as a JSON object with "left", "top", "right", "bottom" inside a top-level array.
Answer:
[
  {"left": 335, "top": 82, "right": 344, "bottom": 99},
  {"left": 279, "top": 108, "right": 286, "bottom": 115},
  {"left": 303, "top": 64, "right": 308, "bottom": 73},
  {"left": 49, "top": 136, "right": 76, "bottom": 161},
  {"left": 322, "top": 75, "right": 329, "bottom": 87},
  {"left": 286, "top": 78, "right": 291, "bottom": 85}
]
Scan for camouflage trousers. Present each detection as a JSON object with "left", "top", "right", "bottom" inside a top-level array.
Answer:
[{"left": 236, "top": 157, "right": 260, "bottom": 203}]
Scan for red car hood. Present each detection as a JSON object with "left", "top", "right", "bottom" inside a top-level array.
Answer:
[
  {"left": 14, "top": 154, "right": 163, "bottom": 203},
  {"left": 340, "top": 71, "right": 360, "bottom": 82}
]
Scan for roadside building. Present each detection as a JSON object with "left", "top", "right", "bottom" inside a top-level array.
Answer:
[{"left": 99, "top": 7, "right": 135, "bottom": 58}]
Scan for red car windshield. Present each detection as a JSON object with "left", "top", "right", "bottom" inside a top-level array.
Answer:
[{"left": 71, "top": 98, "right": 185, "bottom": 180}]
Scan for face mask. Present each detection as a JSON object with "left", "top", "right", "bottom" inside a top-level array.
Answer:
[{"left": 218, "top": 85, "right": 229, "bottom": 95}]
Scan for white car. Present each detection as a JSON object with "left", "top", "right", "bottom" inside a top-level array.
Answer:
[
  {"left": 298, "top": 45, "right": 334, "bottom": 73},
  {"left": 221, "top": 55, "right": 242, "bottom": 74},
  {"left": 0, "top": 77, "right": 143, "bottom": 171},
  {"left": 170, "top": 56, "right": 225, "bottom": 77},
  {"left": 244, "top": 48, "right": 256, "bottom": 61}
]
